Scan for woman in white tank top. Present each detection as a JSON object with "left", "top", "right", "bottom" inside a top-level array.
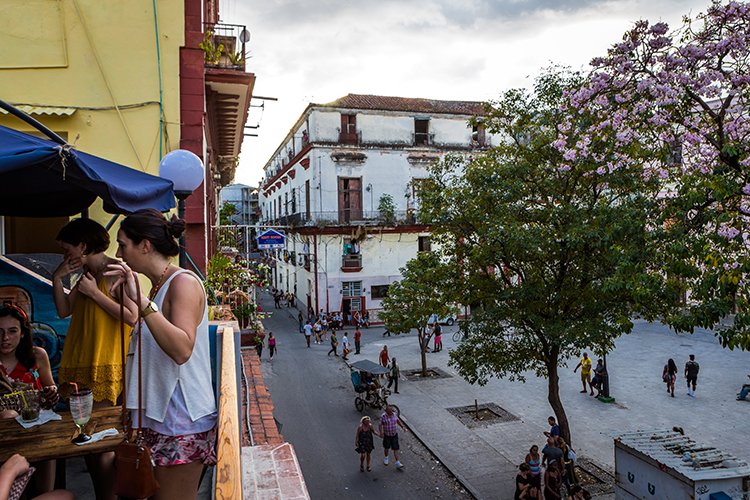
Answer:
[{"left": 106, "top": 209, "right": 217, "bottom": 500}]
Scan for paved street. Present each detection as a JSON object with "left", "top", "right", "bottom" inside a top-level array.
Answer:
[
  {"left": 260, "top": 290, "right": 750, "bottom": 500},
  {"left": 258, "top": 292, "right": 472, "bottom": 500}
]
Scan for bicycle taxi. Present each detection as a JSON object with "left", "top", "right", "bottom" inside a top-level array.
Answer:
[{"left": 350, "top": 359, "right": 399, "bottom": 416}]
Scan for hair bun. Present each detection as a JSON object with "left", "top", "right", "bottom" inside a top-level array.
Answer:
[{"left": 168, "top": 214, "right": 186, "bottom": 239}]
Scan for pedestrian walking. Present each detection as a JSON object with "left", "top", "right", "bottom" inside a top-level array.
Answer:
[
  {"left": 268, "top": 332, "right": 276, "bottom": 360},
  {"left": 255, "top": 335, "right": 264, "bottom": 358},
  {"left": 525, "top": 445, "right": 542, "bottom": 490},
  {"left": 379, "top": 345, "right": 390, "bottom": 367},
  {"left": 573, "top": 352, "right": 594, "bottom": 395},
  {"left": 737, "top": 374, "right": 750, "bottom": 401},
  {"left": 342, "top": 333, "right": 350, "bottom": 360},
  {"left": 303, "top": 321, "right": 312, "bottom": 348},
  {"left": 314, "top": 320, "right": 323, "bottom": 344},
  {"left": 273, "top": 291, "right": 281, "bottom": 309},
  {"left": 383, "top": 328, "right": 391, "bottom": 337},
  {"left": 328, "top": 331, "right": 339, "bottom": 356},
  {"left": 685, "top": 354, "right": 700, "bottom": 397},
  {"left": 298, "top": 311, "right": 304, "bottom": 333},
  {"left": 433, "top": 325, "right": 442, "bottom": 352},
  {"left": 354, "top": 326, "right": 362, "bottom": 355},
  {"left": 378, "top": 405, "right": 406, "bottom": 469},
  {"left": 663, "top": 358, "right": 678, "bottom": 397},
  {"left": 387, "top": 357, "right": 400, "bottom": 394},
  {"left": 355, "top": 416, "right": 380, "bottom": 472}
]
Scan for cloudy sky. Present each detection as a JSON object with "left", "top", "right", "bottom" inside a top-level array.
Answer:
[{"left": 221, "top": 0, "right": 710, "bottom": 186}]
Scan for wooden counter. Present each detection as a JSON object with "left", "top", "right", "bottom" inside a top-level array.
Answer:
[{"left": 0, "top": 406, "right": 124, "bottom": 463}]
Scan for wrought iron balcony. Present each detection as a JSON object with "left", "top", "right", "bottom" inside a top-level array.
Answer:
[{"left": 201, "top": 23, "right": 250, "bottom": 70}]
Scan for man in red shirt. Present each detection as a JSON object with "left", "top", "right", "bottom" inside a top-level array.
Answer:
[
  {"left": 354, "top": 326, "right": 362, "bottom": 354},
  {"left": 379, "top": 346, "right": 389, "bottom": 367}
]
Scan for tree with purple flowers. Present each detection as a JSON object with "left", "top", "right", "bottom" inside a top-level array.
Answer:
[{"left": 560, "top": 1, "right": 750, "bottom": 349}]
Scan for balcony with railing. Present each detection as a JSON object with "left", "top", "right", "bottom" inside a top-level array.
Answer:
[
  {"left": 342, "top": 253, "right": 362, "bottom": 272},
  {"left": 338, "top": 129, "right": 361, "bottom": 145},
  {"left": 264, "top": 210, "right": 422, "bottom": 228},
  {"left": 201, "top": 23, "right": 250, "bottom": 70}
]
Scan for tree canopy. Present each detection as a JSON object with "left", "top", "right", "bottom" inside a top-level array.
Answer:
[
  {"left": 379, "top": 251, "right": 455, "bottom": 376},
  {"left": 560, "top": 1, "right": 750, "bottom": 349},
  {"left": 417, "top": 68, "right": 677, "bottom": 444}
]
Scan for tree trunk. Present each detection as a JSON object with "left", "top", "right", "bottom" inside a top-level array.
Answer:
[
  {"left": 418, "top": 327, "right": 427, "bottom": 377},
  {"left": 547, "top": 360, "right": 572, "bottom": 446}
]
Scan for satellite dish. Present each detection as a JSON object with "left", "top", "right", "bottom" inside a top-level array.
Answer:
[{"left": 239, "top": 29, "right": 251, "bottom": 43}]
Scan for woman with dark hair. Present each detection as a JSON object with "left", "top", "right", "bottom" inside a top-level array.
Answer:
[
  {"left": 53, "top": 217, "right": 138, "bottom": 405},
  {"left": 54, "top": 218, "right": 137, "bottom": 500},
  {"left": 0, "top": 304, "right": 58, "bottom": 494},
  {"left": 663, "top": 358, "right": 678, "bottom": 397},
  {"left": 107, "top": 209, "right": 217, "bottom": 500}
]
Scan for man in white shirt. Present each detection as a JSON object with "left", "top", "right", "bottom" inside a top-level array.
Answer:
[
  {"left": 342, "top": 333, "right": 350, "bottom": 360},
  {"left": 303, "top": 322, "right": 312, "bottom": 348}
]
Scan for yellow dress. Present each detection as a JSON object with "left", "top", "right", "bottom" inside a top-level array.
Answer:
[{"left": 58, "top": 278, "right": 132, "bottom": 405}]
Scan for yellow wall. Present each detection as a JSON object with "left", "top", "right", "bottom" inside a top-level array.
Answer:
[{"left": 0, "top": 0, "right": 185, "bottom": 252}]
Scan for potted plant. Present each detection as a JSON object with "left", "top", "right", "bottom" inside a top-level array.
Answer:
[{"left": 231, "top": 302, "right": 255, "bottom": 329}]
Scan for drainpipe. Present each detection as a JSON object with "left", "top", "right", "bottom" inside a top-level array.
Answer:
[{"left": 313, "top": 234, "right": 319, "bottom": 313}]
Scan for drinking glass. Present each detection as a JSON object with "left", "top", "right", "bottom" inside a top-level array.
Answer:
[{"left": 69, "top": 389, "right": 93, "bottom": 443}]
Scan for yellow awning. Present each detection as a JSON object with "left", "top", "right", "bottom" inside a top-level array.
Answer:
[{"left": 0, "top": 105, "right": 76, "bottom": 116}]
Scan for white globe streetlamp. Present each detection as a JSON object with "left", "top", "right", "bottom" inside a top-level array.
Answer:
[{"left": 159, "top": 150, "right": 205, "bottom": 268}]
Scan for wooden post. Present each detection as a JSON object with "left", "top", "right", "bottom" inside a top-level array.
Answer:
[{"left": 215, "top": 325, "right": 242, "bottom": 499}]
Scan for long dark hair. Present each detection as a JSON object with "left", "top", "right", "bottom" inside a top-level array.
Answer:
[
  {"left": 667, "top": 358, "right": 677, "bottom": 374},
  {"left": 119, "top": 208, "right": 185, "bottom": 257},
  {"left": 0, "top": 304, "right": 34, "bottom": 370}
]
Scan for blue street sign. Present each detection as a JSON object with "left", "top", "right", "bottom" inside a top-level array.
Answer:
[{"left": 257, "top": 229, "right": 286, "bottom": 249}]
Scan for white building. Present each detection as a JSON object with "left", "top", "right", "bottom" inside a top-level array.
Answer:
[{"left": 258, "top": 94, "right": 496, "bottom": 320}]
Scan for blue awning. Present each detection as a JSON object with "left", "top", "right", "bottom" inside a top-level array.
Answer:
[{"left": 0, "top": 125, "right": 175, "bottom": 217}]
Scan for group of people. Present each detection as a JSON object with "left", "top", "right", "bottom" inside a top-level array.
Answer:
[
  {"left": 515, "top": 417, "right": 591, "bottom": 500},
  {"left": 271, "top": 289, "right": 293, "bottom": 309},
  {"left": 0, "top": 211, "right": 217, "bottom": 500},
  {"left": 354, "top": 405, "right": 407, "bottom": 472},
  {"left": 573, "top": 352, "right": 607, "bottom": 398}
]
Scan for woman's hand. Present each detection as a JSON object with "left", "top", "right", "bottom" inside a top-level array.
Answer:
[
  {"left": 105, "top": 262, "right": 142, "bottom": 306},
  {"left": 77, "top": 272, "right": 99, "bottom": 298},
  {"left": 43, "top": 385, "right": 59, "bottom": 408},
  {"left": 53, "top": 256, "right": 81, "bottom": 281},
  {"left": 1, "top": 453, "right": 30, "bottom": 477}
]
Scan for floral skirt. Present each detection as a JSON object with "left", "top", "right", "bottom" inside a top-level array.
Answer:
[{"left": 141, "top": 427, "right": 217, "bottom": 467}]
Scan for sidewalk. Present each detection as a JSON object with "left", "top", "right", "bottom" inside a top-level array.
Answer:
[{"left": 341, "top": 321, "right": 750, "bottom": 500}]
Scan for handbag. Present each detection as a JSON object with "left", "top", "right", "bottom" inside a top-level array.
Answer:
[{"left": 114, "top": 281, "right": 160, "bottom": 498}]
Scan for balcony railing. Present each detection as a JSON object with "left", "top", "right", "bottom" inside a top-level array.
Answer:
[
  {"left": 338, "top": 130, "right": 361, "bottom": 145},
  {"left": 264, "top": 210, "right": 422, "bottom": 228},
  {"left": 342, "top": 254, "right": 362, "bottom": 271},
  {"left": 202, "top": 22, "right": 249, "bottom": 70}
]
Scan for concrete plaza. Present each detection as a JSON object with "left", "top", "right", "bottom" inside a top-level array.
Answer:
[{"left": 352, "top": 319, "right": 750, "bottom": 499}]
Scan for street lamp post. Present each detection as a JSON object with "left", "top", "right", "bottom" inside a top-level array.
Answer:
[{"left": 159, "top": 150, "right": 205, "bottom": 269}]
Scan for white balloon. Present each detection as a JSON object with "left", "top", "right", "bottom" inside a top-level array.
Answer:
[{"left": 159, "top": 149, "right": 205, "bottom": 193}]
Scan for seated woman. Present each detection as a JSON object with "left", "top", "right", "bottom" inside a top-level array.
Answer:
[{"left": 0, "top": 304, "right": 58, "bottom": 496}]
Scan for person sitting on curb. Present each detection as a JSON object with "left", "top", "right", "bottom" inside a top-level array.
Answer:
[{"left": 738, "top": 375, "right": 750, "bottom": 401}]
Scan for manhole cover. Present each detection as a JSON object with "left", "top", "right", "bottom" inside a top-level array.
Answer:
[
  {"left": 447, "top": 402, "right": 519, "bottom": 428},
  {"left": 403, "top": 367, "right": 452, "bottom": 381}
]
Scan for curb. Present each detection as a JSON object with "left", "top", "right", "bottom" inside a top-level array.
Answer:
[{"left": 398, "top": 412, "right": 482, "bottom": 500}]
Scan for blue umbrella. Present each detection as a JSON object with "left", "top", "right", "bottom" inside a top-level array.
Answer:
[{"left": 0, "top": 122, "right": 175, "bottom": 217}]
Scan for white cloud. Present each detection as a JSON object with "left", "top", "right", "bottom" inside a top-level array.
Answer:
[{"left": 224, "top": 0, "right": 709, "bottom": 186}]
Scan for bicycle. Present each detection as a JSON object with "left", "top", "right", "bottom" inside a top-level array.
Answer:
[{"left": 452, "top": 330, "right": 465, "bottom": 343}]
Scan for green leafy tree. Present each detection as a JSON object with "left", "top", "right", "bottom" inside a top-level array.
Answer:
[
  {"left": 418, "top": 68, "right": 677, "bottom": 444},
  {"left": 379, "top": 251, "right": 454, "bottom": 377},
  {"left": 219, "top": 202, "right": 238, "bottom": 225},
  {"left": 560, "top": 2, "right": 750, "bottom": 349},
  {"left": 378, "top": 194, "right": 397, "bottom": 226}
]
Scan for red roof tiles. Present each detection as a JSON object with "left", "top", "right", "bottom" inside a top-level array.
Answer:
[{"left": 317, "top": 94, "right": 486, "bottom": 116}]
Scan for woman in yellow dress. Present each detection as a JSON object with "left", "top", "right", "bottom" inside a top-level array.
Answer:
[{"left": 52, "top": 218, "right": 138, "bottom": 500}]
